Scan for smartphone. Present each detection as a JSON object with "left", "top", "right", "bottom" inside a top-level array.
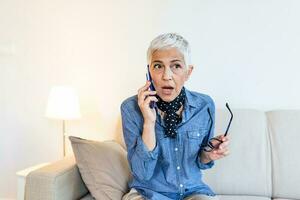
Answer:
[{"left": 146, "top": 64, "right": 156, "bottom": 109}]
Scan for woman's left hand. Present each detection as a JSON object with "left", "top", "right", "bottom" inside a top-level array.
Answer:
[{"left": 202, "top": 135, "right": 230, "bottom": 162}]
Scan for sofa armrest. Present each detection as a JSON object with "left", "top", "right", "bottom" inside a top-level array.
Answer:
[{"left": 25, "top": 156, "right": 89, "bottom": 200}]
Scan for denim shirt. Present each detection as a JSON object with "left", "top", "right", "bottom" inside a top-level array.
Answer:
[{"left": 120, "top": 87, "right": 216, "bottom": 200}]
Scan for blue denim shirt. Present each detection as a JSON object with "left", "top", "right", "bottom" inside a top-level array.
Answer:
[{"left": 120, "top": 87, "right": 216, "bottom": 200}]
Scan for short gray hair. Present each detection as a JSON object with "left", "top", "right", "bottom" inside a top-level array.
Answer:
[{"left": 147, "top": 33, "right": 191, "bottom": 66}]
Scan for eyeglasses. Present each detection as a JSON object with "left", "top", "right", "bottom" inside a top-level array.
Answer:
[{"left": 203, "top": 103, "right": 233, "bottom": 152}]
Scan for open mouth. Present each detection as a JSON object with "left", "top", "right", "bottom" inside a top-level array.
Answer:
[{"left": 161, "top": 86, "right": 174, "bottom": 95}]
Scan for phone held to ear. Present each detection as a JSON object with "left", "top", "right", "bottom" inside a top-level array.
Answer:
[{"left": 146, "top": 64, "right": 156, "bottom": 109}]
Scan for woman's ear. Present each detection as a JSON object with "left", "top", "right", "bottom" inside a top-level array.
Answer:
[{"left": 185, "top": 65, "right": 194, "bottom": 80}]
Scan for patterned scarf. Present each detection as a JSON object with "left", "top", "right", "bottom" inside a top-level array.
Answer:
[{"left": 156, "top": 87, "right": 186, "bottom": 138}]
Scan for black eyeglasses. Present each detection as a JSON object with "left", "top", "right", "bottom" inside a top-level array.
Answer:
[{"left": 203, "top": 103, "right": 233, "bottom": 152}]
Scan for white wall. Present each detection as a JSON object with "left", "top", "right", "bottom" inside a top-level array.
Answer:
[{"left": 1, "top": 0, "right": 299, "bottom": 198}]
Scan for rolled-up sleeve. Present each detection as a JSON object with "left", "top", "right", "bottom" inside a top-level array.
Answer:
[
  {"left": 135, "top": 136, "right": 159, "bottom": 161},
  {"left": 121, "top": 103, "right": 159, "bottom": 181},
  {"left": 197, "top": 157, "right": 214, "bottom": 170},
  {"left": 197, "top": 96, "right": 215, "bottom": 170}
]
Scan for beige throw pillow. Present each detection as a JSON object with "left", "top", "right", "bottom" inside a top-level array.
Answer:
[{"left": 69, "top": 136, "right": 131, "bottom": 200}]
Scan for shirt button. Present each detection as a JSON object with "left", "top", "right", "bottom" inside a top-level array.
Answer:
[
  {"left": 180, "top": 193, "right": 183, "bottom": 196},
  {"left": 174, "top": 148, "right": 178, "bottom": 151},
  {"left": 197, "top": 133, "right": 200, "bottom": 136},
  {"left": 180, "top": 184, "right": 183, "bottom": 188},
  {"left": 177, "top": 166, "right": 180, "bottom": 170}
]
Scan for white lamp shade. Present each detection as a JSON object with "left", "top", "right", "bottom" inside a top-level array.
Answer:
[{"left": 45, "top": 86, "right": 81, "bottom": 120}]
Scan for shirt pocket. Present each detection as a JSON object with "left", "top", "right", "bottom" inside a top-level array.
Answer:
[{"left": 186, "top": 128, "right": 208, "bottom": 157}]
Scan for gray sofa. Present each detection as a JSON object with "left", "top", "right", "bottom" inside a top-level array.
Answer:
[{"left": 25, "top": 109, "right": 300, "bottom": 200}]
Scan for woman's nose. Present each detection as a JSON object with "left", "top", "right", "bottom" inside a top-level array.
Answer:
[{"left": 162, "top": 68, "right": 173, "bottom": 80}]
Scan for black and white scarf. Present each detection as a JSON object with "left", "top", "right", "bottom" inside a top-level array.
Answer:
[{"left": 156, "top": 87, "right": 186, "bottom": 138}]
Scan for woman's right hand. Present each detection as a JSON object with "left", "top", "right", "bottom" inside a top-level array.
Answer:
[{"left": 138, "top": 81, "right": 158, "bottom": 124}]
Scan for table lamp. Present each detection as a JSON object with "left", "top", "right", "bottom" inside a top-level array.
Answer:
[{"left": 45, "top": 86, "right": 81, "bottom": 157}]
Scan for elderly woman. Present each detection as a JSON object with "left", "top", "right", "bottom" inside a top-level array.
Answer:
[{"left": 121, "top": 33, "right": 229, "bottom": 200}]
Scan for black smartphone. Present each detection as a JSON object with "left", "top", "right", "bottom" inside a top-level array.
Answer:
[{"left": 146, "top": 64, "right": 156, "bottom": 109}]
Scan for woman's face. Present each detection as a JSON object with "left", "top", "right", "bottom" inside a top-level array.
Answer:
[{"left": 150, "top": 47, "right": 193, "bottom": 102}]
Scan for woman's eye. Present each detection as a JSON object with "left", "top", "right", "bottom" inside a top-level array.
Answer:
[
  {"left": 153, "top": 64, "right": 161, "bottom": 69},
  {"left": 174, "top": 64, "right": 181, "bottom": 69}
]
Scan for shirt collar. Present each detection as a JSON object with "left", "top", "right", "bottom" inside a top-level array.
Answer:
[{"left": 184, "top": 87, "right": 197, "bottom": 108}]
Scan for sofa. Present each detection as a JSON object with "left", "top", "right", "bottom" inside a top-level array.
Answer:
[{"left": 24, "top": 109, "right": 300, "bottom": 200}]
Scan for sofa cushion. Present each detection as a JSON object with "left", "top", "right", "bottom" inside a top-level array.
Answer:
[
  {"left": 203, "top": 109, "right": 272, "bottom": 197},
  {"left": 273, "top": 199, "right": 299, "bottom": 200},
  {"left": 218, "top": 195, "right": 270, "bottom": 200},
  {"left": 267, "top": 110, "right": 300, "bottom": 200},
  {"left": 25, "top": 156, "right": 89, "bottom": 200},
  {"left": 69, "top": 136, "right": 131, "bottom": 200}
]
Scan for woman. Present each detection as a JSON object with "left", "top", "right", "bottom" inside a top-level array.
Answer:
[{"left": 121, "top": 33, "right": 229, "bottom": 200}]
